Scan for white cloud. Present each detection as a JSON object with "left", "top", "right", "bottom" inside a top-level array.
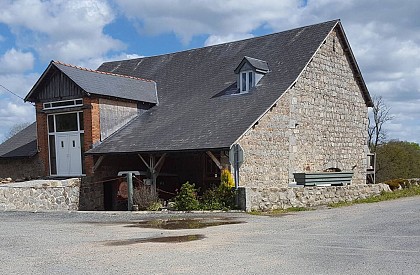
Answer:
[
  {"left": 0, "top": 72, "right": 39, "bottom": 138},
  {"left": 0, "top": 0, "right": 124, "bottom": 64},
  {"left": 114, "top": 0, "right": 300, "bottom": 44},
  {"left": 78, "top": 53, "right": 144, "bottom": 70},
  {"left": 0, "top": 48, "right": 35, "bottom": 74},
  {"left": 0, "top": 73, "right": 40, "bottom": 98},
  {"left": 0, "top": 98, "right": 35, "bottom": 137}
]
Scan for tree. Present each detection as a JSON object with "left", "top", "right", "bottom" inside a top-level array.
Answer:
[
  {"left": 2, "top": 122, "right": 31, "bottom": 143},
  {"left": 368, "top": 96, "right": 393, "bottom": 152},
  {"left": 376, "top": 141, "right": 420, "bottom": 183}
]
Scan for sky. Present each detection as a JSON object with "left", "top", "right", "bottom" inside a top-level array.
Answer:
[{"left": 0, "top": 0, "right": 419, "bottom": 144}]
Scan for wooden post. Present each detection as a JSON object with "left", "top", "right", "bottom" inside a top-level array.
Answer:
[{"left": 138, "top": 153, "right": 166, "bottom": 196}]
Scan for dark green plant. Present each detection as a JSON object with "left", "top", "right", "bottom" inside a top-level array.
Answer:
[
  {"left": 201, "top": 187, "right": 222, "bottom": 210},
  {"left": 217, "top": 183, "right": 236, "bottom": 209},
  {"left": 201, "top": 184, "right": 236, "bottom": 210},
  {"left": 174, "top": 182, "right": 200, "bottom": 211},
  {"left": 376, "top": 141, "right": 420, "bottom": 183}
]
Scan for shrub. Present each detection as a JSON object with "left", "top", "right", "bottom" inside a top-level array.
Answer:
[
  {"left": 221, "top": 169, "right": 235, "bottom": 188},
  {"left": 133, "top": 184, "right": 160, "bottom": 210},
  {"left": 201, "top": 187, "right": 222, "bottom": 210},
  {"left": 174, "top": 182, "right": 200, "bottom": 211},
  {"left": 201, "top": 183, "right": 236, "bottom": 210}
]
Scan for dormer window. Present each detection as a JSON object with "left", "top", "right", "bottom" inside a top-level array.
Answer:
[
  {"left": 234, "top": 56, "right": 269, "bottom": 94},
  {"left": 241, "top": 71, "right": 254, "bottom": 93}
]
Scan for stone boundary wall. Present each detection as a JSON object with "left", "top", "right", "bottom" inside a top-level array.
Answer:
[
  {"left": 238, "top": 184, "right": 391, "bottom": 212},
  {"left": 0, "top": 178, "right": 80, "bottom": 211}
]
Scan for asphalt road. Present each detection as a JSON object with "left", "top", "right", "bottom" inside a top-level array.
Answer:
[{"left": 0, "top": 197, "right": 419, "bottom": 275}]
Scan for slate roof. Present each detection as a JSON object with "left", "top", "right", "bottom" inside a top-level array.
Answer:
[
  {"left": 0, "top": 122, "right": 37, "bottom": 158},
  {"left": 234, "top": 56, "right": 269, "bottom": 74},
  {"left": 25, "top": 61, "right": 158, "bottom": 104},
  {"left": 88, "top": 20, "right": 371, "bottom": 155}
]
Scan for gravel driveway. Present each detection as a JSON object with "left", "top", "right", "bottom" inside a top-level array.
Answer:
[{"left": 1, "top": 197, "right": 419, "bottom": 275}]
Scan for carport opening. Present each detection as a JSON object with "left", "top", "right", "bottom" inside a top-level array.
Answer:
[{"left": 101, "top": 151, "right": 224, "bottom": 211}]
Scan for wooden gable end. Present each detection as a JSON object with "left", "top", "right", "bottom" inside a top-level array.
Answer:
[{"left": 26, "top": 64, "right": 85, "bottom": 103}]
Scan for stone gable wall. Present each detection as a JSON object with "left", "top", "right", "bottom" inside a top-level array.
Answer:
[{"left": 238, "top": 28, "right": 369, "bottom": 188}]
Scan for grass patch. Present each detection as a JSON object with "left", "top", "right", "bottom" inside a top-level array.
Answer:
[
  {"left": 329, "top": 185, "right": 420, "bottom": 208},
  {"left": 250, "top": 206, "right": 310, "bottom": 216}
]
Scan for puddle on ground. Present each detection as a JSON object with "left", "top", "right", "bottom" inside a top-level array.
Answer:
[
  {"left": 125, "top": 218, "right": 244, "bottom": 230},
  {"left": 105, "top": 234, "right": 205, "bottom": 246}
]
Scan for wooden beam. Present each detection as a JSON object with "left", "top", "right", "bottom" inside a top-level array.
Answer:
[
  {"left": 93, "top": 155, "right": 105, "bottom": 172},
  {"left": 154, "top": 153, "right": 167, "bottom": 174},
  {"left": 206, "top": 151, "right": 222, "bottom": 170},
  {"left": 138, "top": 154, "right": 151, "bottom": 170}
]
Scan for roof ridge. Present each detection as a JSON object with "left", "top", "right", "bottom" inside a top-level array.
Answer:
[
  {"left": 52, "top": 60, "right": 155, "bottom": 83},
  {"left": 101, "top": 19, "right": 340, "bottom": 65}
]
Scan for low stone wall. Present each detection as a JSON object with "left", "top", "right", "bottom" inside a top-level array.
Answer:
[
  {"left": 0, "top": 178, "right": 80, "bottom": 211},
  {"left": 238, "top": 184, "right": 391, "bottom": 212}
]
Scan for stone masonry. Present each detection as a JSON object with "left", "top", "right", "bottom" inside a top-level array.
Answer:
[
  {"left": 78, "top": 176, "right": 104, "bottom": 210},
  {"left": 0, "top": 155, "right": 45, "bottom": 180},
  {"left": 0, "top": 178, "right": 80, "bottom": 211},
  {"left": 239, "top": 184, "right": 391, "bottom": 212},
  {"left": 238, "top": 27, "right": 368, "bottom": 188}
]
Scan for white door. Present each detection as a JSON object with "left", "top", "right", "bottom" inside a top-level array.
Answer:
[{"left": 56, "top": 133, "right": 82, "bottom": 176}]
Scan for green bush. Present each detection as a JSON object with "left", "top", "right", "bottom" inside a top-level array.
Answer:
[
  {"left": 201, "top": 184, "right": 236, "bottom": 210},
  {"left": 174, "top": 182, "right": 200, "bottom": 211},
  {"left": 376, "top": 141, "right": 420, "bottom": 183},
  {"left": 201, "top": 187, "right": 222, "bottom": 210}
]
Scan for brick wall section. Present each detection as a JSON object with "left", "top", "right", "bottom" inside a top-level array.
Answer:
[
  {"left": 238, "top": 28, "right": 369, "bottom": 188},
  {"left": 35, "top": 98, "right": 101, "bottom": 177},
  {"left": 35, "top": 102, "right": 49, "bottom": 176},
  {"left": 83, "top": 97, "right": 101, "bottom": 176}
]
